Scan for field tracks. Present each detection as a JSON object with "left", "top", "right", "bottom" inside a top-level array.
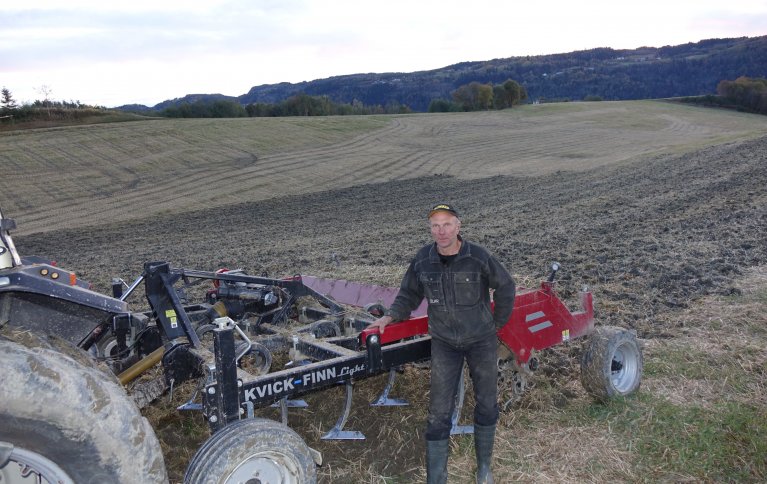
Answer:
[{"left": 3, "top": 101, "right": 766, "bottom": 236}]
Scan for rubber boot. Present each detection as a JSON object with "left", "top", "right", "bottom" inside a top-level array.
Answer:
[
  {"left": 474, "top": 423, "right": 495, "bottom": 484},
  {"left": 426, "top": 439, "right": 449, "bottom": 484}
]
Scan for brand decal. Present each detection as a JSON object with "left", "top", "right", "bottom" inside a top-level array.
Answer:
[
  {"left": 0, "top": 246, "right": 6, "bottom": 255},
  {"left": 165, "top": 309, "right": 178, "bottom": 328},
  {"left": 244, "top": 363, "right": 366, "bottom": 401},
  {"left": 526, "top": 310, "right": 552, "bottom": 333}
]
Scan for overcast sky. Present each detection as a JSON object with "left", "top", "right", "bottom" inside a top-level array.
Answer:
[{"left": 3, "top": 0, "right": 766, "bottom": 107}]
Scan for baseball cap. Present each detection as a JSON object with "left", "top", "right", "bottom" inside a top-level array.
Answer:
[{"left": 428, "top": 203, "right": 459, "bottom": 218}]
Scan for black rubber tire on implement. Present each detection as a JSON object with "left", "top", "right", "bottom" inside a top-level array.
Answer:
[
  {"left": 184, "top": 418, "right": 318, "bottom": 484},
  {"left": 580, "top": 325, "right": 643, "bottom": 401},
  {"left": 0, "top": 334, "right": 168, "bottom": 484}
]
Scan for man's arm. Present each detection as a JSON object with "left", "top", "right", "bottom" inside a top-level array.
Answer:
[
  {"left": 369, "top": 259, "right": 424, "bottom": 334},
  {"left": 487, "top": 256, "right": 516, "bottom": 329}
]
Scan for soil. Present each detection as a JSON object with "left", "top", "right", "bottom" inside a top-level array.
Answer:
[{"left": 13, "top": 133, "right": 767, "bottom": 482}]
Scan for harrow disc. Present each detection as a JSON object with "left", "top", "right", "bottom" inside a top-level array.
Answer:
[{"left": 498, "top": 355, "right": 529, "bottom": 411}]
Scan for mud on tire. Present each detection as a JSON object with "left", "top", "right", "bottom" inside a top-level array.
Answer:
[
  {"left": 0, "top": 331, "right": 167, "bottom": 484},
  {"left": 580, "top": 325, "right": 643, "bottom": 401}
]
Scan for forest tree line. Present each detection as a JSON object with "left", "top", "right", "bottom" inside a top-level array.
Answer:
[
  {"left": 160, "top": 93, "right": 411, "bottom": 118},
  {"left": 678, "top": 76, "right": 767, "bottom": 115},
  {"left": 2, "top": 75, "right": 766, "bottom": 123},
  {"left": 428, "top": 79, "right": 528, "bottom": 112},
  {"left": 161, "top": 79, "right": 527, "bottom": 117},
  {"left": 0, "top": 88, "right": 109, "bottom": 123},
  {"left": 716, "top": 77, "right": 767, "bottom": 114}
]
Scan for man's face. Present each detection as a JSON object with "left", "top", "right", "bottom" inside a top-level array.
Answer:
[{"left": 429, "top": 212, "right": 461, "bottom": 252}]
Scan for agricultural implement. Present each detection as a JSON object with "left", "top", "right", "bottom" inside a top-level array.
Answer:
[{"left": 0, "top": 208, "right": 643, "bottom": 483}]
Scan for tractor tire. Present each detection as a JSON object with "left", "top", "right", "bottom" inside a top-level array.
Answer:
[
  {"left": 0, "top": 332, "right": 168, "bottom": 484},
  {"left": 580, "top": 325, "right": 643, "bottom": 401},
  {"left": 185, "top": 418, "right": 318, "bottom": 484}
]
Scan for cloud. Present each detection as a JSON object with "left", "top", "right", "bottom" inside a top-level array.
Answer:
[{"left": 2, "top": 0, "right": 765, "bottom": 106}]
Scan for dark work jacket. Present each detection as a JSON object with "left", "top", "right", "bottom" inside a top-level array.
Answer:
[{"left": 387, "top": 238, "right": 516, "bottom": 345}]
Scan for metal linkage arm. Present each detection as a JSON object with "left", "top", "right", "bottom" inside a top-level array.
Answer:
[{"left": 143, "top": 262, "right": 201, "bottom": 348}]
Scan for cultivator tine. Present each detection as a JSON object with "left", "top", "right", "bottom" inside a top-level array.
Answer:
[
  {"left": 450, "top": 363, "right": 474, "bottom": 435},
  {"left": 370, "top": 368, "right": 408, "bottom": 406},
  {"left": 243, "top": 401, "right": 254, "bottom": 419},
  {"left": 177, "top": 398, "right": 203, "bottom": 412},
  {"left": 270, "top": 396, "right": 309, "bottom": 425},
  {"left": 321, "top": 382, "right": 365, "bottom": 440},
  {"left": 278, "top": 397, "right": 288, "bottom": 425},
  {"left": 268, "top": 397, "right": 308, "bottom": 408}
]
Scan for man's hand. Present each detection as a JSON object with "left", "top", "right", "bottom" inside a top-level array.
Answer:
[{"left": 368, "top": 315, "right": 393, "bottom": 334}]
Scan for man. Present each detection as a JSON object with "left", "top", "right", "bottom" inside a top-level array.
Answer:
[{"left": 369, "top": 203, "right": 516, "bottom": 484}]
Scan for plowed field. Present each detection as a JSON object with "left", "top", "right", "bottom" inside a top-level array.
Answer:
[{"left": 7, "top": 101, "right": 767, "bottom": 482}]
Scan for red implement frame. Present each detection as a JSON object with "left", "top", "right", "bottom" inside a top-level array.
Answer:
[
  {"left": 355, "top": 280, "right": 594, "bottom": 365},
  {"left": 497, "top": 281, "right": 593, "bottom": 363}
]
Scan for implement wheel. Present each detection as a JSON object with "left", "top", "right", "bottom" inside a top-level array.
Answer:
[
  {"left": 185, "top": 418, "right": 319, "bottom": 484},
  {"left": 580, "top": 325, "right": 643, "bottom": 401},
  {"left": 0, "top": 332, "right": 167, "bottom": 484}
]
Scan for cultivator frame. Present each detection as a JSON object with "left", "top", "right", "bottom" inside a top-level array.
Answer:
[
  {"left": 133, "top": 260, "right": 597, "bottom": 438},
  {"left": 135, "top": 265, "right": 437, "bottom": 435}
]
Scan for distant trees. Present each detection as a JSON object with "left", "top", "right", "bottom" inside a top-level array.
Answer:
[
  {"left": 717, "top": 76, "right": 767, "bottom": 114},
  {"left": 0, "top": 95, "right": 110, "bottom": 126},
  {"left": 427, "top": 99, "right": 463, "bottom": 112},
  {"left": 162, "top": 99, "right": 247, "bottom": 118},
  {"left": 676, "top": 76, "right": 767, "bottom": 115},
  {"left": 429, "top": 78, "right": 527, "bottom": 112},
  {"left": 493, "top": 79, "right": 526, "bottom": 109},
  {"left": 160, "top": 93, "right": 411, "bottom": 118},
  {"left": 451, "top": 82, "right": 493, "bottom": 111},
  {"left": 35, "top": 85, "right": 54, "bottom": 118},
  {"left": 245, "top": 94, "right": 410, "bottom": 117},
  {"left": 282, "top": 93, "right": 333, "bottom": 116},
  {"left": 1, "top": 88, "right": 17, "bottom": 113}
]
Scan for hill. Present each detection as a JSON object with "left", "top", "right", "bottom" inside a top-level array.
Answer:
[{"left": 133, "top": 35, "right": 767, "bottom": 112}]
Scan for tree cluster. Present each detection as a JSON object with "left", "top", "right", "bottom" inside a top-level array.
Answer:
[
  {"left": 161, "top": 99, "right": 247, "bottom": 118},
  {"left": 1, "top": 87, "right": 18, "bottom": 113},
  {"left": 717, "top": 76, "right": 767, "bottom": 114},
  {"left": 1, "top": 87, "right": 110, "bottom": 125},
  {"left": 249, "top": 93, "right": 411, "bottom": 117},
  {"left": 161, "top": 93, "right": 411, "bottom": 118},
  {"left": 428, "top": 79, "right": 527, "bottom": 112}
]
